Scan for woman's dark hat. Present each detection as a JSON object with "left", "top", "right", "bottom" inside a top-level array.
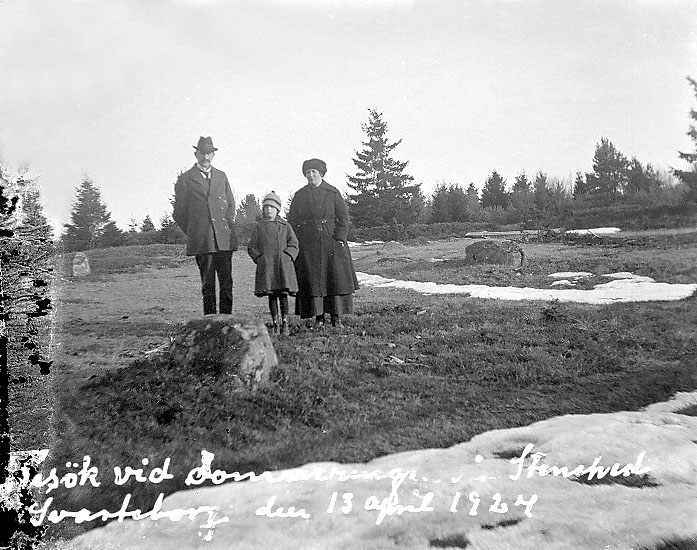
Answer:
[
  {"left": 302, "top": 158, "right": 327, "bottom": 176},
  {"left": 194, "top": 136, "right": 218, "bottom": 153}
]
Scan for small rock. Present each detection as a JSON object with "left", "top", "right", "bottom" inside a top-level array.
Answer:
[
  {"left": 72, "top": 252, "right": 91, "bottom": 277},
  {"left": 381, "top": 240, "right": 406, "bottom": 251}
]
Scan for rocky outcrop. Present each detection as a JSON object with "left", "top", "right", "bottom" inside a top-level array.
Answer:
[
  {"left": 169, "top": 315, "right": 277, "bottom": 393},
  {"left": 465, "top": 239, "right": 525, "bottom": 268}
]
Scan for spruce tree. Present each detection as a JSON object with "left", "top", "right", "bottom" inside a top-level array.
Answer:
[
  {"left": 20, "top": 186, "right": 52, "bottom": 241},
  {"left": 235, "top": 194, "right": 261, "bottom": 224},
  {"left": 140, "top": 215, "right": 156, "bottom": 232},
  {"left": 626, "top": 158, "right": 661, "bottom": 195},
  {"left": 510, "top": 172, "right": 533, "bottom": 216},
  {"left": 283, "top": 193, "right": 294, "bottom": 218},
  {"left": 480, "top": 171, "right": 509, "bottom": 209},
  {"left": 512, "top": 172, "right": 531, "bottom": 195},
  {"left": 674, "top": 76, "right": 697, "bottom": 199},
  {"left": 347, "top": 109, "right": 423, "bottom": 227},
  {"left": 158, "top": 213, "right": 185, "bottom": 244},
  {"left": 572, "top": 171, "right": 590, "bottom": 199},
  {"left": 465, "top": 183, "right": 480, "bottom": 215},
  {"left": 429, "top": 182, "right": 451, "bottom": 223},
  {"left": 447, "top": 184, "right": 469, "bottom": 222},
  {"left": 533, "top": 171, "right": 553, "bottom": 217},
  {"left": 63, "top": 177, "right": 113, "bottom": 252},
  {"left": 97, "top": 221, "right": 127, "bottom": 248}
]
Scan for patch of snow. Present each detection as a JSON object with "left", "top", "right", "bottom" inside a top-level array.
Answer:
[
  {"left": 356, "top": 272, "right": 697, "bottom": 304},
  {"left": 60, "top": 392, "right": 697, "bottom": 550},
  {"left": 565, "top": 227, "right": 621, "bottom": 235},
  {"left": 347, "top": 240, "right": 385, "bottom": 248},
  {"left": 604, "top": 272, "right": 655, "bottom": 282},
  {"left": 550, "top": 280, "right": 574, "bottom": 287},
  {"left": 427, "top": 258, "right": 446, "bottom": 263},
  {"left": 548, "top": 272, "right": 594, "bottom": 279}
]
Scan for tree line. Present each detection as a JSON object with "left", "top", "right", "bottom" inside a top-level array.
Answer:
[{"left": 49, "top": 76, "right": 697, "bottom": 251}]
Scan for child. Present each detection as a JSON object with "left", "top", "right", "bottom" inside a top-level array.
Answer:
[{"left": 247, "top": 191, "right": 299, "bottom": 336}]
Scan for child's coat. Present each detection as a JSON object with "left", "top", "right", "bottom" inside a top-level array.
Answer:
[{"left": 248, "top": 216, "right": 299, "bottom": 296}]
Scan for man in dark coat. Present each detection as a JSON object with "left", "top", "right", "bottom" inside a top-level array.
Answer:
[
  {"left": 288, "top": 158, "right": 359, "bottom": 327},
  {"left": 173, "top": 136, "right": 238, "bottom": 315}
]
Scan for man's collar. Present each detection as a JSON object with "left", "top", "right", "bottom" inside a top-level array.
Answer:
[{"left": 196, "top": 163, "right": 212, "bottom": 174}]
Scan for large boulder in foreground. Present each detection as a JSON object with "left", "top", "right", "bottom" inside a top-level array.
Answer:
[
  {"left": 169, "top": 315, "right": 277, "bottom": 393},
  {"left": 465, "top": 239, "right": 525, "bottom": 268}
]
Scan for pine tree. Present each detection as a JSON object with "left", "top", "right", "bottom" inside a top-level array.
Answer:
[
  {"left": 480, "top": 171, "right": 509, "bottom": 209},
  {"left": 63, "top": 177, "right": 113, "bottom": 252},
  {"left": 347, "top": 109, "right": 423, "bottom": 227},
  {"left": 673, "top": 76, "right": 697, "bottom": 199},
  {"left": 590, "top": 137, "right": 629, "bottom": 196},
  {"left": 140, "top": 215, "right": 156, "bottom": 232},
  {"left": 235, "top": 194, "right": 261, "bottom": 224}
]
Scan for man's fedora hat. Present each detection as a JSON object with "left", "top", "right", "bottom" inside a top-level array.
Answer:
[{"left": 194, "top": 136, "right": 218, "bottom": 153}]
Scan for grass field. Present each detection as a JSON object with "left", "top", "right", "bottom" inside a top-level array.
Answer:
[{"left": 38, "top": 232, "right": 697, "bottom": 542}]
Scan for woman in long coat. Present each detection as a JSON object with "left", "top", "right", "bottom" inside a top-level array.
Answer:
[{"left": 287, "top": 158, "right": 359, "bottom": 328}]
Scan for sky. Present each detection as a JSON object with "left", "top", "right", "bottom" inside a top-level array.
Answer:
[{"left": 1, "top": 0, "right": 696, "bottom": 235}]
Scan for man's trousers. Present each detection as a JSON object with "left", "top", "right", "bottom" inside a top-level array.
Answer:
[{"left": 195, "top": 251, "right": 233, "bottom": 314}]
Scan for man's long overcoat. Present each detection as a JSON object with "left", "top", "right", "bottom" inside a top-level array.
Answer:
[
  {"left": 287, "top": 180, "right": 359, "bottom": 297},
  {"left": 247, "top": 217, "right": 299, "bottom": 296},
  {"left": 173, "top": 165, "right": 238, "bottom": 255}
]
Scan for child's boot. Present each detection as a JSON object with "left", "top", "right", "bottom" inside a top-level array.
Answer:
[
  {"left": 280, "top": 316, "right": 289, "bottom": 336},
  {"left": 270, "top": 315, "right": 279, "bottom": 334}
]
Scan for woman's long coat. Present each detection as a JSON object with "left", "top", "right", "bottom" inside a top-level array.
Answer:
[
  {"left": 247, "top": 217, "right": 299, "bottom": 296},
  {"left": 287, "top": 181, "right": 359, "bottom": 298}
]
